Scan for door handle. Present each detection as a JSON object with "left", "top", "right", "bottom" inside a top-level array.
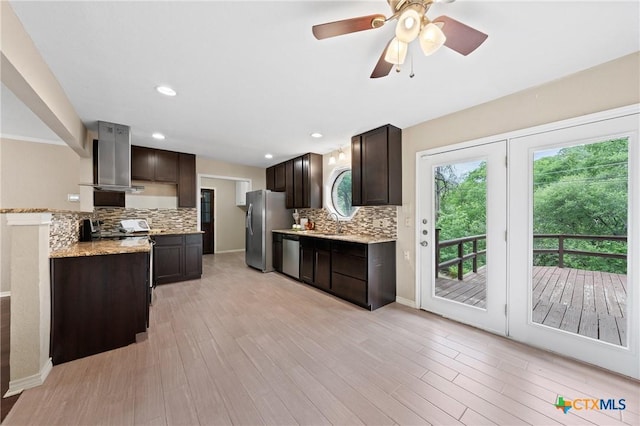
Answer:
[
  {"left": 247, "top": 203, "right": 253, "bottom": 236},
  {"left": 420, "top": 241, "right": 428, "bottom": 247}
]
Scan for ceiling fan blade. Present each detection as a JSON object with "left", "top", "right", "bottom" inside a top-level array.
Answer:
[
  {"left": 433, "top": 15, "right": 488, "bottom": 56},
  {"left": 312, "top": 14, "right": 386, "bottom": 40},
  {"left": 370, "top": 39, "right": 394, "bottom": 79}
]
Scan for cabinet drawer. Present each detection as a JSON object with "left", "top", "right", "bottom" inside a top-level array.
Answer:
[
  {"left": 332, "top": 273, "right": 367, "bottom": 306},
  {"left": 315, "top": 238, "right": 331, "bottom": 251},
  {"left": 185, "top": 234, "right": 202, "bottom": 245},
  {"left": 332, "top": 241, "right": 366, "bottom": 257},
  {"left": 153, "top": 235, "right": 183, "bottom": 246},
  {"left": 332, "top": 254, "right": 366, "bottom": 280}
]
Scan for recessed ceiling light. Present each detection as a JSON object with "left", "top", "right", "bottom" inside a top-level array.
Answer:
[
  {"left": 156, "top": 85, "right": 177, "bottom": 96},
  {"left": 265, "top": 154, "right": 273, "bottom": 159},
  {"left": 310, "top": 132, "right": 323, "bottom": 138},
  {"left": 152, "top": 132, "right": 165, "bottom": 140}
]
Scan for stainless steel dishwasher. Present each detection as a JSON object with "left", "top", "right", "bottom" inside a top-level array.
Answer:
[{"left": 282, "top": 235, "right": 300, "bottom": 279}]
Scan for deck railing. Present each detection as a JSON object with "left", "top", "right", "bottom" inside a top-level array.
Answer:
[
  {"left": 435, "top": 230, "right": 627, "bottom": 280},
  {"left": 532, "top": 234, "right": 627, "bottom": 268},
  {"left": 434, "top": 229, "right": 486, "bottom": 280}
]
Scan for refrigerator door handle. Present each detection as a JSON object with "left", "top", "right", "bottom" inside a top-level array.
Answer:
[{"left": 247, "top": 203, "right": 253, "bottom": 236}]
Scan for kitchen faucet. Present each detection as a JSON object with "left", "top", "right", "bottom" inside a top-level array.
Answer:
[{"left": 326, "top": 211, "right": 342, "bottom": 234}]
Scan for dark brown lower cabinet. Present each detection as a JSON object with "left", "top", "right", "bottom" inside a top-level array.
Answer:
[
  {"left": 50, "top": 252, "right": 149, "bottom": 365},
  {"left": 331, "top": 240, "right": 398, "bottom": 310},
  {"left": 273, "top": 233, "right": 283, "bottom": 272},
  {"left": 273, "top": 232, "right": 395, "bottom": 310},
  {"left": 153, "top": 233, "right": 202, "bottom": 285}
]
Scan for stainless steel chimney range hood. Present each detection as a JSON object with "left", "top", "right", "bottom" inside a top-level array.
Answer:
[{"left": 82, "top": 121, "right": 144, "bottom": 193}]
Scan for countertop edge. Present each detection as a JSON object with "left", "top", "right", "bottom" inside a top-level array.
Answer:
[{"left": 273, "top": 229, "right": 396, "bottom": 244}]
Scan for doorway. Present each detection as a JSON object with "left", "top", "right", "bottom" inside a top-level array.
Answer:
[
  {"left": 418, "top": 141, "right": 507, "bottom": 335},
  {"left": 201, "top": 189, "right": 215, "bottom": 254},
  {"left": 509, "top": 113, "right": 639, "bottom": 377},
  {"left": 416, "top": 109, "right": 639, "bottom": 378}
]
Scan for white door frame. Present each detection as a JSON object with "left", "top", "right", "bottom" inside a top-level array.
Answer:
[
  {"left": 508, "top": 112, "right": 639, "bottom": 379},
  {"left": 414, "top": 104, "right": 639, "bottom": 379},
  {"left": 417, "top": 141, "right": 507, "bottom": 335}
]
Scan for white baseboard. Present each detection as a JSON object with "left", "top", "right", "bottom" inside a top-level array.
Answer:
[
  {"left": 214, "top": 249, "right": 245, "bottom": 254},
  {"left": 395, "top": 296, "right": 417, "bottom": 308},
  {"left": 4, "top": 358, "right": 53, "bottom": 398},
  {"left": 0, "top": 291, "right": 11, "bottom": 298}
]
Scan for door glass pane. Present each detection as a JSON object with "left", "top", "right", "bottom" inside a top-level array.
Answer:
[
  {"left": 434, "top": 160, "right": 487, "bottom": 308},
  {"left": 532, "top": 138, "right": 628, "bottom": 346}
]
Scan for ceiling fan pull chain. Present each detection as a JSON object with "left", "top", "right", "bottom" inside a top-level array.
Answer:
[{"left": 409, "top": 50, "right": 415, "bottom": 78}]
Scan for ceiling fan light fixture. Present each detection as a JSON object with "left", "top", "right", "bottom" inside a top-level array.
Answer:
[
  {"left": 419, "top": 22, "right": 446, "bottom": 56},
  {"left": 384, "top": 37, "right": 408, "bottom": 65},
  {"left": 395, "top": 8, "right": 421, "bottom": 43}
]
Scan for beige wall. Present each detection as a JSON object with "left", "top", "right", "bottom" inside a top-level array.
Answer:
[
  {"left": 197, "top": 156, "right": 265, "bottom": 252},
  {"left": 0, "top": 138, "right": 86, "bottom": 210},
  {"left": 200, "top": 178, "right": 246, "bottom": 252},
  {"left": 197, "top": 156, "right": 266, "bottom": 189},
  {"left": 397, "top": 52, "right": 640, "bottom": 303}
]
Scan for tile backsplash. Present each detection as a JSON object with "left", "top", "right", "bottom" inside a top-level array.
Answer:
[
  {"left": 50, "top": 212, "right": 82, "bottom": 252},
  {"left": 46, "top": 208, "right": 197, "bottom": 252},
  {"left": 95, "top": 207, "right": 197, "bottom": 233},
  {"left": 299, "top": 206, "right": 397, "bottom": 239}
]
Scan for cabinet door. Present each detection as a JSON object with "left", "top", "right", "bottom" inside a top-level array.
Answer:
[
  {"left": 273, "top": 239, "right": 283, "bottom": 272},
  {"left": 184, "top": 241, "right": 203, "bottom": 278},
  {"left": 274, "top": 163, "right": 286, "bottom": 192},
  {"left": 131, "top": 146, "right": 155, "bottom": 181},
  {"left": 154, "top": 150, "right": 179, "bottom": 183},
  {"left": 293, "top": 156, "right": 304, "bottom": 208},
  {"left": 361, "top": 126, "right": 389, "bottom": 205},
  {"left": 285, "top": 160, "right": 295, "bottom": 209},
  {"left": 314, "top": 249, "right": 331, "bottom": 291},
  {"left": 178, "top": 153, "right": 196, "bottom": 208},
  {"left": 300, "top": 238, "right": 314, "bottom": 284},
  {"left": 351, "top": 136, "right": 362, "bottom": 206},
  {"left": 266, "top": 166, "right": 276, "bottom": 191},
  {"left": 154, "top": 236, "right": 185, "bottom": 284}
]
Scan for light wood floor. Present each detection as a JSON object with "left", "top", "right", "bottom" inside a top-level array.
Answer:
[{"left": 4, "top": 253, "right": 639, "bottom": 425}]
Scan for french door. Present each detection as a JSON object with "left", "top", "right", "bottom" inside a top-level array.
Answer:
[
  {"left": 418, "top": 141, "right": 507, "bottom": 335},
  {"left": 416, "top": 109, "right": 638, "bottom": 378},
  {"left": 509, "top": 113, "right": 639, "bottom": 378}
]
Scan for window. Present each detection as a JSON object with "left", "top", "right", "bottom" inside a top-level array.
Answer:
[{"left": 326, "top": 167, "right": 358, "bottom": 219}]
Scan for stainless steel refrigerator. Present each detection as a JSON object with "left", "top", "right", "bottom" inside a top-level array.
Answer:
[{"left": 245, "top": 190, "right": 292, "bottom": 272}]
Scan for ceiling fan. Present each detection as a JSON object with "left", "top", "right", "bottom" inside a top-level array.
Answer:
[{"left": 312, "top": 0, "right": 488, "bottom": 78}]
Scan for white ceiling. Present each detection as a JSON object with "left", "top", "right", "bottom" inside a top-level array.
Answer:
[{"left": 4, "top": 0, "right": 639, "bottom": 168}]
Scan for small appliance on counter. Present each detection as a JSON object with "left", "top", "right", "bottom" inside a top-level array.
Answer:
[
  {"left": 119, "top": 219, "right": 151, "bottom": 233},
  {"left": 79, "top": 218, "right": 101, "bottom": 241}
]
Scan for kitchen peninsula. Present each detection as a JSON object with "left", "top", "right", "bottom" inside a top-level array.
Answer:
[{"left": 49, "top": 237, "right": 151, "bottom": 365}]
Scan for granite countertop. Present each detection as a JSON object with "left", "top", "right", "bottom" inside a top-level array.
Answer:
[
  {"left": 273, "top": 229, "right": 396, "bottom": 244},
  {"left": 50, "top": 238, "right": 151, "bottom": 258},
  {"left": 0, "top": 208, "right": 79, "bottom": 214},
  {"left": 148, "top": 229, "right": 204, "bottom": 235}
]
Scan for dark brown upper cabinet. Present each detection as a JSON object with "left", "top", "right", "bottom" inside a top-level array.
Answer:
[
  {"left": 290, "top": 153, "right": 322, "bottom": 209},
  {"left": 351, "top": 124, "right": 402, "bottom": 206},
  {"left": 274, "top": 163, "right": 286, "bottom": 192},
  {"left": 266, "top": 153, "right": 322, "bottom": 209},
  {"left": 131, "top": 145, "right": 178, "bottom": 183},
  {"left": 285, "top": 159, "right": 294, "bottom": 207},
  {"left": 266, "top": 163, "right": 286, "bottom": 192},
  {"left": 266, "top": 166, "right": 276, "bottom": 191},
  {"left": 178, "top": 153, "right": 196, "bottom": 208}
]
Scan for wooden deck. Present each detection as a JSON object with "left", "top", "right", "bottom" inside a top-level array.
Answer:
[{"left": 435, "top": 266, "right": 628, "bottom": 346}]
